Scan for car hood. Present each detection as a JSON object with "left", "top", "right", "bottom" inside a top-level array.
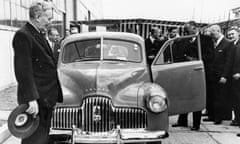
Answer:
[{"left": 58, "top": 61, "right": 150, "bottom": 107}]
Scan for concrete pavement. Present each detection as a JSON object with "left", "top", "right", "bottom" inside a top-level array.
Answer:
[
  {"left": 163, "top": 116, "right": 240, "bottom": 144},
  {"left": 0, "top": 111, "right": 11, "bottom": 144},
  {"left": 1, "top": 114, "right": 240, "bottom": 144},
  {"left": 0, "top": 85, "right": 17, "bottom": 144},
  {"left": 1, "top": 86, "right": 240, "bottom": 144}
]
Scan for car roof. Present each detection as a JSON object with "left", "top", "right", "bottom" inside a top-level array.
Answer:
[{"left": 62, "top": 32, "right": 144, "bottom": 46}]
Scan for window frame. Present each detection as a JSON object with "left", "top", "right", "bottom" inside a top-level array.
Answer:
[
  {"left": 152, "top": 34, "right": 202, "bottom": 65},
  {"left": 61, "top": 38, "right": 143, "bottom": 64}
]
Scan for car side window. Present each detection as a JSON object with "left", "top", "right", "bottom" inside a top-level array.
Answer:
[{"left": 155, "top": 36, "right": 200, "bottom": 65}]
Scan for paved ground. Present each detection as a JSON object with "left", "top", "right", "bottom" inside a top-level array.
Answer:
[
  {"left": 1, "top": 86, "right": 240, "bottom": 144},
  {"left": 0, "top": 120, "right": 6, "bottom": 127},
  {"left": 0, "top": 86, "right": 18, "bottom": 110},
  {"left": 164, "top": 117, "right": 240, "bottom": 144}
]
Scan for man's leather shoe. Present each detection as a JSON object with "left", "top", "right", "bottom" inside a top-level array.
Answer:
[
  {"left": 214, "top": 120, "right": 222, "bottom": 125},
  {"left": 172, "top": 123, "right": 188, "bottom": 127},
  {"left": 201, "top": 111, "right": 208, "bottom": 116},
  {"left": 201, "top": 113, "right": 208, "bottom": 117},
  {"left": 203, "top": 118, "right": 214, "bottom": 122},
  {"left": 191, "top": 126, "right": 200, "bottom": 131},
  {"left": 230, "top": 121, "right": 240, "bottom": 126}
]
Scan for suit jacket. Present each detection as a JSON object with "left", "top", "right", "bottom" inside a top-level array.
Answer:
[
  {"left": 145, "top": 37, "right": 165, "bottom": 64},
  {"left": 163, "top": 38, "right": 186, "bottom": 62},
  {"left": 184, "top": 34, "right": 215, "bottom": 67},
  {"left": 211, "top": 37, "right": 235, "bottom": 80},
  {"left": 52, "top": 41, "right": 61, "bottom": 64},
  {"left": 12, "top": 22, "right": 63, "bottom": 108},
  {"left": 232, "top": 40, "right": 240, "bottom": 74}
]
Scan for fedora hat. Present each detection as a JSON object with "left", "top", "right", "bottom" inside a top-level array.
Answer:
[{"left": 7, "top": 104, "right": 39, "bottom": 139}]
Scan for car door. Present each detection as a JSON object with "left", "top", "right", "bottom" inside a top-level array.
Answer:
[{"left": 151, "top": 35, "right": 206, "bottom": 115}]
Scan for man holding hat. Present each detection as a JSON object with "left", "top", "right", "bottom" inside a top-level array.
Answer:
[{"left": 12, "top": 1, "right": 63, "bottom": 144}]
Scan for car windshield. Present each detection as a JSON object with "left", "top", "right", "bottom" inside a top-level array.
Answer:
[{"left": 62, "top": 38, "right": 142, "bottom": 63}]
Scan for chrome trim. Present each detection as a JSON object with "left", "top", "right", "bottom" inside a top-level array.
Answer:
[
  {"left": 49, "top": 126, "right": 168, "bottom": 144},
  {"left": 51, "top": 96, "right": 147, "bottom": 132}
]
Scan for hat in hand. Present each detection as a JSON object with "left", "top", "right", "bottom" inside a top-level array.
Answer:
[{"left": 7, "top": 104, "right": 39, "bottom": 139}]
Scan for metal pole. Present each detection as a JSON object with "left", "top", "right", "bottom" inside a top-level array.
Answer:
[
  {"left": 73, "top": 0, "right": 77, "bottom": 21},
  {"left": 227, "top": 9, "right": 231, "bottom": 34},
  {"left": 9, "top": 0, "right": 12, "bottom": 26}
]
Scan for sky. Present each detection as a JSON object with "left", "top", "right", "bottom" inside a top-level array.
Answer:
[{"left": 100, "top": 0, "right": 240, "bottom": 23}]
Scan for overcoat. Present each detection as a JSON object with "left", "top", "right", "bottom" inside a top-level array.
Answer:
[{"left": 12, "top": 22, "right": 63, "bottom": 108}]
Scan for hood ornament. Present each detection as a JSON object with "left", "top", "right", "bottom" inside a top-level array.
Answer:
[{"left": 92, "top": 105, "right": 101, "bottom": 122}]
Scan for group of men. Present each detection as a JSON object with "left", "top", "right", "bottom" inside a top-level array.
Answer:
[
  {"left": 11, "top": 1, "right": 240, "bottom": 143},
  {"left": 145, "top": 21, "right": 240, "bottom": 135},
  {"left": 200, "top": 25, "right": 240, "bottom": 134}
]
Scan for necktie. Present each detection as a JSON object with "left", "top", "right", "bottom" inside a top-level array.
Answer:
[
  {"left": 39, "top": 30, "right": 53, "bottom": 55},
  {"left": 39, "top": 28, "right": 46, "bottom": 37},
  {"left": 214, "top": 39, "right": 218, "bottom": 48}
]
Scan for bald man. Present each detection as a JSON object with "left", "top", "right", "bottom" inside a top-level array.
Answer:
[{"left": 208, "top": 25, "right": 235, "bottom": 124}]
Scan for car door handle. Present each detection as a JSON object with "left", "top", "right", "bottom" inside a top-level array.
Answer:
[{"left": 194, "top": 67, "right": 204, "bottom": 71}]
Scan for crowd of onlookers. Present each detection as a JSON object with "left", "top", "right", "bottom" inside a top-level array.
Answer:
[{"left": 145, "top": 21, "right": 240, "bottom": 136}]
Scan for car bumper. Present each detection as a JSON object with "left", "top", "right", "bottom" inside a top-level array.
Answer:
[{"left": 50, "top": 126, "right": 168, "bottom": 143}]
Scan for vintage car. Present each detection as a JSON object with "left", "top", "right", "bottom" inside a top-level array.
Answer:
[{"left": 49, "top": 32, "right": 206, "bottom": 144}]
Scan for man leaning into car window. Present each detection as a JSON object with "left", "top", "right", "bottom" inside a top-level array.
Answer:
[{"left": 172, "top": 21, "right": 215, "bottom": 131}]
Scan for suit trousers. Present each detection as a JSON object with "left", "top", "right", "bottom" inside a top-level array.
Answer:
[
  {"left": 206, "top": 79, "right": 215, "bottom": 119},
  {"left": 213, "top": 82, "right": 232, "bottom": 121},
  {"left": 232, "top": 80, "right": 240, "bottom": 123},
  {"left": 21, "top": 106, "right": 53, "bottom": 144},
  {"left": 177, "top": 111, "right": 202, "bottom": 127}
]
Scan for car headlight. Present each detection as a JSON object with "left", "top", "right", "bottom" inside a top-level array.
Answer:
[{"left": 147, "top": 95, "right": 167, "bottom": 113}]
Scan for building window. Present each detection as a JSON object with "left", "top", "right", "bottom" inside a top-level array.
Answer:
[{"left": 0, "top": 0, "right": 65, "bottom": 33}]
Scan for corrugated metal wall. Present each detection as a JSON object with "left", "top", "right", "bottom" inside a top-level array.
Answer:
[{"left": 119, "top": 22, "right": 185, "bottom": 38}]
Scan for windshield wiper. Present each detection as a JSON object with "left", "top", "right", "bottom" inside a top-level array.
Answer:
[
  {"left": 73, "top": 58, "right": 100, "bottom": 62},
  {"left": 104, "top": 58, "right": 129, "bottom": 62}
]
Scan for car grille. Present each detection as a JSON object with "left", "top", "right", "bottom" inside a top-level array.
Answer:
[{"left": 51, "top": 96, "right": 147, "bottom": 132}]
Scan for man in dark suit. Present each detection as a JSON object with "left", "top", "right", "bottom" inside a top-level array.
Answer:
[
  {"left": 145, "top": 27, "right": 166, "bottom": 65},
  {"left": 200, "top": 27, "right": 217, "bottom": 122},
  {"left": 208, "top": 25, "right": 235, "bottom": 124},
  {"left": 227, "top": 27, "right": 240, "bottom": 126},
  {"left": 164, "top": 27, "right": 187, "bottom": 63},
  {"left": 172, "top": 21, "right": 215, "bottom": 131},
  {"left": 167, "top": 27, "right": 180, "bottom": 39},
  {"left": 12, "top": 2, "right": 63, "bottom": 144},
  {"left": 47, "top": 27, "right": 61, "bottom": 62}
]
